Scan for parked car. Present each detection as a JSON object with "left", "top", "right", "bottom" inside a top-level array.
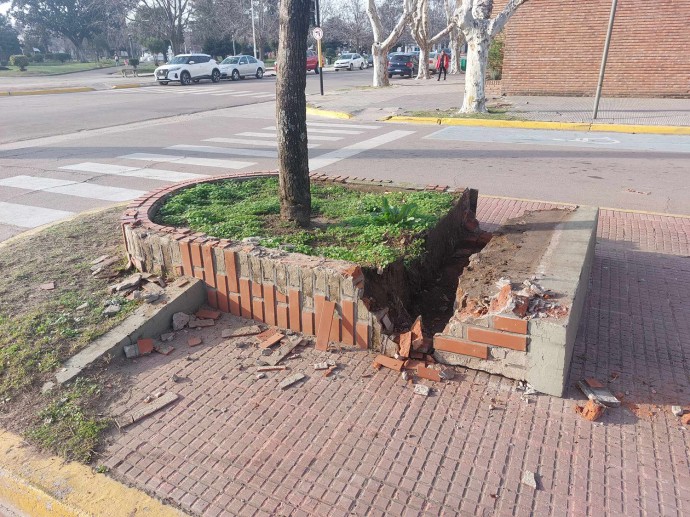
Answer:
[
  {"left": 276, "top": 50, "right": 321, "bottom": 74},
  {"left": 154, "top": 54, "right": 220, "bottom": 85},
  {"left": 219, "top": 55, "right": 265, "bottom": 80},
  {"left": 365, "top": 54, "right": 373, "bottom": 68},
  {"left": 428, "top": 51, "right": 438, "bottom": 73},
  {"left": 334, "top": 53, "right": 365, "bottom": 71},
  {"left": 387, "top": 53, "right": 418, "bottom": 78}
]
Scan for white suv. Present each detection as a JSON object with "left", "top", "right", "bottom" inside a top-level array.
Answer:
[{"left": 154, "top": 54, "right": 221, "bottom": 85}]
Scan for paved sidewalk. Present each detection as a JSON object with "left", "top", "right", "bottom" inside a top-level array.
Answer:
[
  {"left": 100, "top": 198, "right": 690, "bottom": 517},
  {"left": 308, "top": 74, "right": 690, "bottom": 127}
]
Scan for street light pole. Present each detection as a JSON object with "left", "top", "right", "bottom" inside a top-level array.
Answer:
[
  {"left": 128, "top": 34, "right": 134, "bottom": 60},
  {"left": 592, "top": 0, "right": 618, "bottom": 119},
  {"left": 250, "top": 0, "right": 258, "bottom": 59}
]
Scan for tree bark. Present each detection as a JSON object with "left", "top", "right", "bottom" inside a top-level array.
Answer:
[
  {"left": 371, "top": 42, "right": 389, "bottom": 87},
  {"left": 461, "top": 28, "right": 489, "bottom": 112},
  {"left": 276, "top": 0, "right": 311, "bottom": 225},
  {"left": 367, "top": 0, "right": 414, "bottom": 87},
  {"left": 449, "top": 30, "right": 462, "bottom": 74}
]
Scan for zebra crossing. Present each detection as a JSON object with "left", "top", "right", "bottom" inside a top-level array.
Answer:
[
  {"left": 105, "top": 85, "right": 276, "bottom": 99},
  {"left": 0, "top": 121, "right": 414, "bottom": 239}
]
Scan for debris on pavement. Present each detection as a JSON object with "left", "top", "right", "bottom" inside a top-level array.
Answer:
[
  {"left": 137, "top": 338, "right": 154, "bottom": 355},
  {"left": 439, "top": 368, "right": 455, "bottom": 381},
  {"left": 172, "top": 312, "right": 190, "bottom": 331},
  {"left": 521, "top": 470, "right": 538, "bottom": 490},
  {"left": 110, "top": 273, "right": 142, "bottom": 293},
  {"left": 398, "top": 331, "right": 412, "bottom": 358},
  {"left": 578, "top": 379, "right": 620, "bottom": 407},
  {"left": 401, "top": 371, "right": 410, "bottom": 381},
  {"left": 313, "top": 360, "right": 336, "bottom": 370},
  {"left": 256, "top": 373, "right": 266, "bottom": 379},
  {"left": 154, "top": 343, "right": 175, "bottom": 355},
  {"left": 416, "top": 365, "right": 441, "bottom": 382},
  {"left": 413, "top": 384, "right": 430, "bottom": 396},
  {"left": 39, "top": 281, "right": 56, "bottom": 290},
  {"left": 257, "top": 365, "right": 288, "bottom": 372},
  {"left": 222, "top": 325, "right": 262, "bottom": 338},
  {"left": 372, "top": 354, "right": 404, "bottom": 372},
  {"left": 575, "top": 399, "right": 606, "bottom": 421},
  {"left": 188, "top": 337, "right": 202, "bottom": 347},
  {"left": 323, "top": 366, "right": 337, "bottom": 377},
  {"left": 196, "top": 309, "right": 221, "bottom": 320},
  {"left": 160, "top": 332, "right": 175, "bottom": 342},
  {"left": 671, "top": 405, "right": 684, "bottom": 417},
  {"left": 188, "top": 317, "right": 215, "bottom": 328},
  {"left": 259, "top": 332, "right": 285, "bottom": 349},
  {"left": 682, "top": 414, "right": 690, "bottom": 426},
  {"left": 263, "top": 337, "right": 304, "bottom": 366},
  {"left": 278, "top": 373, "right": 306, "bottom": 389},
  {"left": 115, "top": 392, "right": 179, "bottom": 428}
]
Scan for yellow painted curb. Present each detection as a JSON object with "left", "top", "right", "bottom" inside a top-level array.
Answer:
[
  {"left": 306, "top": 105, "right": 353, "bottom": 120},
  {"left": 386, "top": 115, "right": 690, "bottom": 135},
  {"left": 111, "top": 84, "right": 143, "bottom": 90},
  {"left": 0, "top": 87, "right": 95, "bottom": 96},
  {"left": 0, "top": 430, "right": 183, "bottom": 517}
]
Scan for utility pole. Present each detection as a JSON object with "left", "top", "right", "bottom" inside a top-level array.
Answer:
[
  {"left": 315, "top": 0, "right": 324, "bottom": 95},
  {"left": 592, "top": 0, "right": 618, "bottom": 119},
  {"left": 251, "top": 0, "right": 258, "bottom": 59}
]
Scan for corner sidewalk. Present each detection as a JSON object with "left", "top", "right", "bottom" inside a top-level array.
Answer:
[{"left": 308, "top": 73, "right": 690, "bottom": 133}]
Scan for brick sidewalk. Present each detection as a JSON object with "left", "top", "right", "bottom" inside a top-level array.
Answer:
[{"left": 101, "top": 198, "right": 690, "bottom": 517}]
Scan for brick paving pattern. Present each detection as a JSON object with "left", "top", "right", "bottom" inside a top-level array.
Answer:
[{"left": 101, "top": 197, "right": 690, "bottom": 517}]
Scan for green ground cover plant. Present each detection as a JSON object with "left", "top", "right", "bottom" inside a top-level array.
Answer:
[{"left": 155, "top": 178, "right": 456, "bottom": 267}]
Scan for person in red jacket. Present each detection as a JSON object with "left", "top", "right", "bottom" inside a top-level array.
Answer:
[{"left": 436, "top": 50, "right": 449, "bottom": 81}]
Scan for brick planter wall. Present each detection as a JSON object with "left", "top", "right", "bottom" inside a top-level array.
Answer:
[
  {"left": 121, "top": 172, "right": 478, "bottom": 351},
  {"left": 501, "top": 0, "right": 690, "bottom": 98}
]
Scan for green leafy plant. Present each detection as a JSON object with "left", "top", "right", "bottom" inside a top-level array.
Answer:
[
  {"left": 373, "top": 198, "right": 420, "bottom": 227},
  {"left": 9, "top": 54, "right": 29, "bottom": 71}
]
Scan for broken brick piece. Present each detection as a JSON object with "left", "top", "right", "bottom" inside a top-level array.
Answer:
[
  {"left": 585, "top": 378, "right": 605, "bottom": 389},
  {"left": 137, "top": 338, "right": 154, "bottom": 355},
  {"left": 372, "top": 360, "right": 382, "bottom": 370},
  {"left": 39, "top": 281, "right": 56, "bottom": 291},
  {"left": 196, "top": 309, "right": 221, "bottom": 320},
  {"left": 398, "top": 331, "right": 412, "bottom": 358},
  {"left": 255, "top": 328, "right": 278, "bottom": 340},
  {"left": 575, "top": 399, "right": 606, "bottom": 422},
  {"left": 682, "top": 414, "right": 690, "bottom": 426},
  {"left": 256, "top": 365, "right": 288, "bottom": 372},
  {"left": 324, "top": 366, "right": 337, "bottom": 377},
  {"left": 188, "top": 337, "right": 202, "bottom": 347},
  {"left": 154, "top": 343, "right": 175, "bottom": 355},
  {"left": 278, "top": 373, "right": 306, "bottom": 389},
  {"left": 373, "top": 354, "right": 404, "bottom": 372},
  {"left": 404, "top": 359, "right": 424, "bottom": 371},
  {"left": 416, "top": 365, "right": 441, "bottom": 382},
  {"left": 410, "top": 316, "right": 424, "bottom": 349},
  {"left": 259, "top": 332, "right": 285, "bottom": 349}
]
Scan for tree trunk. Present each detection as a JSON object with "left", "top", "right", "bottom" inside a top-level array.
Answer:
[
  {"left": 371, "top": 43, "right": 389, "bottom": 87},
  {"left": 460, "top": 28, "right": 489, "bottom": 113},
  {"left": 276, "top": 0, "right": 311, "bottom": 226},
  {"left": 416, "top": 44, "right": 430, "bottom": 79},
  {"left": 449, "top": 29, "right": 462, "bottom": 73}
]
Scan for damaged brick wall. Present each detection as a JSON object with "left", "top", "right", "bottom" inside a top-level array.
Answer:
[{"left": 121, "top": 172, "right": 477, "bottom": 351}]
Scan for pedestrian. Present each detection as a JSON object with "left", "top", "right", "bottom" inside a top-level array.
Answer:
[
  {"left": 436, "top": 50, "right": 449, "bottom": 81},
  {"left": 115, "top": 54, "right": 120, "bottom": 66}
]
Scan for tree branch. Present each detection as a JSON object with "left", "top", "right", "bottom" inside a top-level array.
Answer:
[
  {"left": 430, "top": 21, "right": 454, "bottom": 44},
  {"left": 366, "top": 0, "right": 383, "bottom": 43},
  {"left": 489, "top": 0, "right": 527, "bottom": 36},
  {"left": 381, "top": 0, "right": 414, "bottom": 48},
  {"left": 454, "top": 0, "right": 472, "bottom": 31}
]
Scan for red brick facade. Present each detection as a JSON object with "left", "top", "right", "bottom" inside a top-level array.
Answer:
[{"left": 501, "top": 0, "right": 690, "bottom": 97}]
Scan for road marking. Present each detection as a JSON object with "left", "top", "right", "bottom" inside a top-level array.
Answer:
[
  {"left": 167, "top": 144, "right": 277, "bottom": 158},
  {"left": 307, "top": 122, "right": 381, "bottom": 130},
  {"left": 233, "top": 92, "right": 269, "bottom": 97},
  {"left": 59, "top": 162, "right": 208, "bottom": 182},
  {"left": 309, "top": 130, "right": 415, "bottom": 171},
  {"left": 204, "top": 137, "right": 320, "bottom": 149},
  {"left": 264, "top": 126, "right": 363, "bottom": 135},
  {"left": 120, "top": 153, "right": 255, "bottom": 169},
  {"left": 250, "top": 94, "right": 276, "bottom": 98},
  {"left": 0, "top": 175, "right": 147, "bottom": 202},
  {"left": 209, "top": 90, "right": 253, "bottom": 96},
  {"left": 0, "top": 202, "right": 74, "bottom": 228},
  {"left": 237, "top": 131, "right": 343, "bottom": 141}
]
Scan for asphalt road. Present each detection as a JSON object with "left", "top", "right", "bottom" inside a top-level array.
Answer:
[{"left": 0, "top": 68, "right": 688, "bottom": 242}]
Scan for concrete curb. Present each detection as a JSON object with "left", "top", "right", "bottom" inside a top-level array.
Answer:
[
  {"left": 52, "top": 277, "right": 206, "bottom": 386},
  {"left": 385, "top": 115, "right": 690, "bottom": 135},
  {"left": 0, "top": 87, "right": 95, "bottom": 97},
  {"left": 0, "top": 429, "right": 184, "bottom": 517},
  {"left": 306, "top": 105, "right": 353, "bottom": 120}
]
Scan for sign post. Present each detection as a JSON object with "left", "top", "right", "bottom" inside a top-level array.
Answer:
[{"left": 313, "top": 25, "right": 324, "bottom": 96}]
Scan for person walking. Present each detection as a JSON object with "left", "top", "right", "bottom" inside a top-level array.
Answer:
[{"left": 436, "top": 50, "right": 449, "bottom": 81}]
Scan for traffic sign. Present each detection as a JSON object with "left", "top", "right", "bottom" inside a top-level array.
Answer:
[{"left": 313, "top": 27, "right": 323, "bottom": 40}]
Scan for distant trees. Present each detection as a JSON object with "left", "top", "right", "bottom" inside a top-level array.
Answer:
[
  {"left": 131, "top": 0, "right": 192, "bottom": 55},
  {"left": 0, "top": 14, "right": 21, "bottom": 64},
  {"left": 367, "top": 0, "right": 414, "bottom": 87}
]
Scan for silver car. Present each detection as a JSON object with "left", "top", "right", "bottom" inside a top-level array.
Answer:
[{"left": 219, "top": 55, "right": 266, "bottom": 81}]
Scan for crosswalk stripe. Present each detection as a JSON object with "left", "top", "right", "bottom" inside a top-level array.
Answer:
[
  {"left": 203, "top": 137, "right": 320, "bottom": 149},
  {"left": 237, "top": 131, "right": 343, "bottom": 142},
  {"left": 250, "top": 94, "right": 276, "bottom": 98},
  {"left": 309, "top": 130, "right": 415, "bottom": 171},
  {"left": 59, "top": 162, "right": 208, "bottom": 182},
  {"left": 264, "top": 126, "right": 363, "bottom": 135},
  {"left": 233, "top": 92, "right": 268, "bottom": 97},
  {"left": 0, "top": 175, "right": 146, "bottom": 202},
  {"left": 209, "top": 90, "right": 253, "bottom": 96},
  {"left": 0, "top": 202, "right": 74, "bottom": 228},
  {"left": 120, "top": 153, "right": 255, "bottom": 170},
  {"left": 307, "top": 122, "right": 381, "bottom": 130},
  {"left": 167, "top": 144, "right": 277, "bottom": 158}
]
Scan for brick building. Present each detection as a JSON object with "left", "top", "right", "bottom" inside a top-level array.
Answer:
[{"left": 501, "top": 0, "right": 690, "bottom": 97}]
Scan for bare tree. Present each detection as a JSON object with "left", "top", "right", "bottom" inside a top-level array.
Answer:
[
  {"left": 276, "top": 0, "right": 310, "bottom": 225},
  {"left": 367, "top": 0, "right": 414, "bottom": 87},
  {"left": 444, "top": 0, "right": 463, "bottom": 73},
  {"left": 134, "top": 0, "right": 192, "bottom": 55},
  {"left": 409, "top": 0, "right": 453, "bottom": 79},
  {"left": 455, "top": 0, "right": 526, "bottom": 112}
]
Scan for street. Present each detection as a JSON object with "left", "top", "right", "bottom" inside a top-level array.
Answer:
[{"left": 1, "top": 68, "right": 689, "bottom": 242}]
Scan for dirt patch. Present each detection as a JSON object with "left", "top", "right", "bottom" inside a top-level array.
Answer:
[{"left": 0, "top": 206, "right": 141, "bottom": 463}]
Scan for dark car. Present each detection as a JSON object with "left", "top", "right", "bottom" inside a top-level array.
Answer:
[{"left": 387, "top": 53, "right": 418, "bottom": 78}]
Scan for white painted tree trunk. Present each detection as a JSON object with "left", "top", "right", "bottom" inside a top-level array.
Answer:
[
  {"left": 371, "top": 43, "right": 390, "bottom": 87},
  {"left": 416, "top": 44, "right": 431, "bottom": 79},
  {"left": 449, "top": 30, "right": 462, "bottom": 74},
  {"left": 461, "top": 29, "right": 489, "bottom": 112}
]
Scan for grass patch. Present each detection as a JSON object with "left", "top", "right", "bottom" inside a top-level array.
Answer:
[
  {"left": 27, "top": 379, "right": 108, "bottom": 463},
  {"left": 0, "top": 61, "right": 115, "bottom": 77},
  {"left": 155, "top": 177, "right": 456, "bottom": 268},
  {"left": 404, "top": 106, "right": 524, "bottom": 120},
  {"left": 0, "top": 206, "right": 140, "bottom": 462}
]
